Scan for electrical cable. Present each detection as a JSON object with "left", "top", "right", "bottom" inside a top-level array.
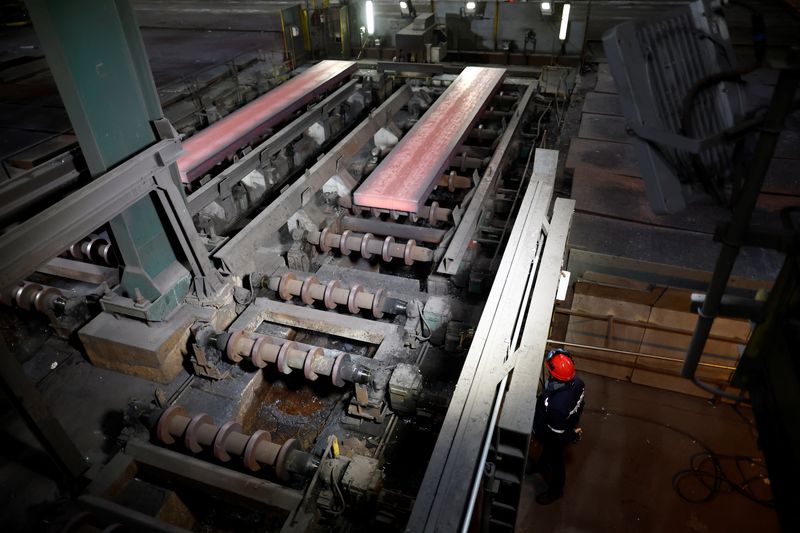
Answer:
[
  {"left": 585, "top": 407, "right": 773, "bottom": 508},
  {"left": 329, "top": 468, "right": 348, "bottom": 515},
  {"left": 414, "top": 301, "right": 432, "bottom": 342}
]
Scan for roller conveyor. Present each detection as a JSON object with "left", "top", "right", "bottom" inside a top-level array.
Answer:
[
  {"left": 177, "top": 60, "right": 358, "bottom": 183},
  {"left": 352, "top": 66, "right": 506, "bottom": 213}
]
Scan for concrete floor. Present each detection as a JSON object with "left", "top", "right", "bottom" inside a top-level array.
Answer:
[{"left": 517, "top": 372, "right": 779, "bottom": 532}]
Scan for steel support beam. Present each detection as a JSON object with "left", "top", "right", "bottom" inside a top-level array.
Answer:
[
  {"left": 0, "top": 148, "right": 83, "bottom": 227},
  {"left": 25, "top": 0, "right": 160, "bottom": 175},
  {"left": 408, "top": 149, "right": 558, "bottom": 532},
  {"left": 78, "top": 494, "right": 190, "bottom": 533},
  {"left": 0, "top": 139, "right": 173, "bottom": 293},
  {"left": 214, "top": 85, "right": 412, "bottom": 275},
  {"left": 125, "top": 439, "right": 303, "bottom": 513},
  {"left": 24, "top": 0, "right": 211, "bottom": 319},
  {"left": 486, "top": 198, "right": 575, "bottom": 529},
  {"left": 353, "top": 66, "right": 506, "bottom": 213},
  {"left": 231, "top": 298, "right": 395, "bottom": 346},
  {"left": 0, "top": 138, "right": 220, "bottom": 301}
]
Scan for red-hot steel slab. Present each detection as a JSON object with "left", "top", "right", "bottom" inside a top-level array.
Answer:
[
  {"left": 178, "top": 60, "right": 357, "bottom": 183},
  {"left": 352, "top": 66, "right": 506, "bottom": 213}
]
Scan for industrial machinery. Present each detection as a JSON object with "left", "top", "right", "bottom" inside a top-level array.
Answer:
[
  {"left": 0, "top": 1, "right": 577, "bottom": 531},
  {"left": 604, "top": 0, "right": 764, "bottom": 214},
  {"left": 604, "top": 1, "right": 799, "bottom": 528}
]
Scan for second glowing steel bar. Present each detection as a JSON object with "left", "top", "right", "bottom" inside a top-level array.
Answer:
[
  {"left": 177, "top": 60, "right": 357, "bottom": 183},
  {"left": 352, "top": 66, "right": 506, "bottom": 213}
]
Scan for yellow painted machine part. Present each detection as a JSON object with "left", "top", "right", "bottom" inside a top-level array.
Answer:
[
  {"left": 301, "top": 9, "right": 312, "bottom": 51},
  {"left": 339, "top": 6, "right": 349, "bottom": 56},
  {"left": 279, "top": 9, "right": 291, "bottom": 67}
]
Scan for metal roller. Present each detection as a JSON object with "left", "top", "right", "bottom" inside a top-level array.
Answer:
[
  {"left": 154, "top": 405, "right": 317, "bottom": 480},
  {"left": 65, "top": 235, "right": 115, "bottom": 266},
  {"left": 310, "top": 226, "right": 433, "bottom": 264},
  {"left": 437, "top": 171, "right": 473, "bottom": 192},
  {"left": 3, "top": 281, "right": 66, "bottom": 315},
  {"left": 262, "top": 273, "right": 406, "bottom": 317},
  {"left": 220, "top": 330, "right": 371, "bottom": 386},
  {"left": 338, "top": 195, "right": 451, "bottom": 224}
]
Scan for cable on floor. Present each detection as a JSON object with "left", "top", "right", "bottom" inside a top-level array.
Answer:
[{"left": 585, "top": 407, "right": 774, "bottom": 508}]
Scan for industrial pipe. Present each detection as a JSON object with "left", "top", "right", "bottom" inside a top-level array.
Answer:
[
  {"left": 309, "top": 226, "right": 433, "bottom": 264},
  {"left": 154, "top": 405, "right": 316, "bottom": 480},
  {"left": 681, "top": 66, "right": 799, "bottom": 401},
  {"left": 218, "top": 330, "right": 371, "bottom": 387}
]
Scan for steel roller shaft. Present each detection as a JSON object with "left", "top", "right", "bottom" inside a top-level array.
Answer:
[
  {"left": 66, "top": 236, "right": 115, "bottom": 266},
  {"left": 263, "top": 272, "right": 406, "bottom": 318},
  {"left": 3, "top": 281, "right": 66, "bottom": 315},
  {"left": 219, "top": 330, "right": 371, "bottom": 386},
  {"left": 308, "top": 226, "right": 433, "bottom": 264},
  {"left": 338, "top": 195, "right": 451, "bottom": 224},
  {"left": 154, "top": 405, "right": 317, "bottom": 480}
]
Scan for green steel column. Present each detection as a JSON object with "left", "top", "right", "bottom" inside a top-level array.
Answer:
[
  {"left": 25, "top": 0, "right": 157, "bottom": 173},
  {"left": 26, "top": 0, "right": 190, "bottom": 320}
]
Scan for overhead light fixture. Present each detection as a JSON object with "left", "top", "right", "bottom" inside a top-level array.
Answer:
[
  {"left": 466, "top": 1, "right": 477, "bottom": 9},
  {"left": 365, "top": 0, "right": 375, "bottom": 35},
  {"left": 540, "top": 1, "right": 553, "bottom": 15},
  {"left": 559, "top": 3, "right": 571, "bottom": 41},
  {"left": 399, "top": 0, "right": 414, "bottom": 17}
]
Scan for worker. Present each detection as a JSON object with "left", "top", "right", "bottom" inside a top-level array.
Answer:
[{"left": 530, "top": 348, "right": 585, "bottom": 504}]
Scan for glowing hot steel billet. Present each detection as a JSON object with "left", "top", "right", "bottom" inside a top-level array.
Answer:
[
  {"left": 353, "top": 66, "right": 505, "bottom": 213},
  {"left": 177, "top": 60, "right": 357, "bottom": 183}
]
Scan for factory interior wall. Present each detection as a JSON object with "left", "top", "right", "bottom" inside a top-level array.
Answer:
[{"left": 349, "top": 0, "right": 587, "bottom": 54}]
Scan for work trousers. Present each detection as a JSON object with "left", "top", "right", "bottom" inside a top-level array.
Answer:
[{"left": 538, "top": 437, "right": 567, "bottom": 495}]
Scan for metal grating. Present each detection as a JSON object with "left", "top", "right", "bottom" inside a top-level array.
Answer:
[{"left": 603, "top": 0, "right": 746, "bottom": 213}]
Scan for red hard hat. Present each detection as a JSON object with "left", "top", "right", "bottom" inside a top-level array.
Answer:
[{"left": 545, "top": 349, "right": 575, "bottom": 381}]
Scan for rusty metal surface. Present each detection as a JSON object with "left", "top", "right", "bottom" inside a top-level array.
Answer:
[
  {"left": 353, "top": 66, "right": 506, "bottom": 213},
  {"left": 177, "top": 60, "right": 357, "bottom": 183},
  {"left": 230, "top": 298, "right": 396, "bottom": 346},
  {"left": 340, "top": 216, "right": 447, "bottom": 244},
  {"left": 124, "top": 440, "right": 302, "bottom": 512}
]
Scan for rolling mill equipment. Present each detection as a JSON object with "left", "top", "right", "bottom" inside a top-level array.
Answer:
[{"left": 0, "top": 2, "right": 578, "bottom": 531}]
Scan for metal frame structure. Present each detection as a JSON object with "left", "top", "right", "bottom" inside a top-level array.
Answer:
[
  {"left": 0, "top": 131, "right": 218, "bottom": 298},
  {"left": 214, "top": 85, "right": 412, "bottom": 275},
  {"left": 1, "top": 8, "right": 574, "bottom": 525},
  {"left": 408, "top": 150, "right": 575, "bottom": 531}
]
